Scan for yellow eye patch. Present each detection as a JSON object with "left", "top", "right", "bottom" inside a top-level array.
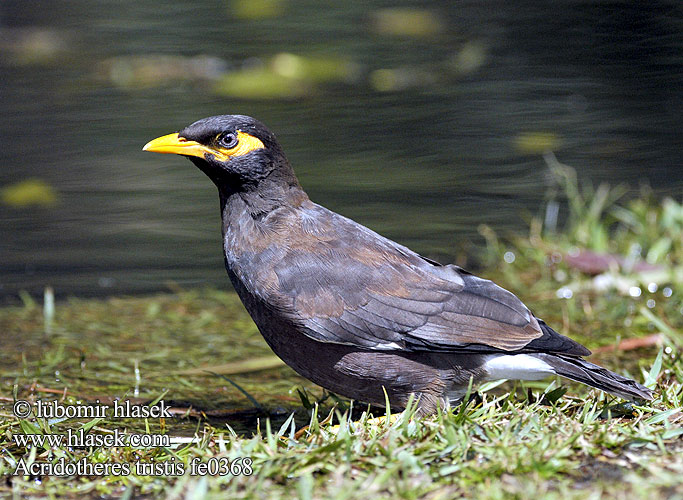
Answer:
[
  {"left": 215, "top": 131, "right": 266, "bottom": 159},
  {"left": 143, "top": 130, "right": 265, "bottom": 161}
]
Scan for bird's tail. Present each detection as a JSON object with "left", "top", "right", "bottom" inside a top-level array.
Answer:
[{"left": 535, "top": 353, "right": 653, "bottom": 401}]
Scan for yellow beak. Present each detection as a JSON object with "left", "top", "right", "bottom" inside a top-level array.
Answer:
[{"left": 143, "top": 133, "right": 227, "bottom": 160}]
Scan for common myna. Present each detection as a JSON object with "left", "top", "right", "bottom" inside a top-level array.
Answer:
[{"left": 143, "top": 115, "right": 652, "bottom": 414}]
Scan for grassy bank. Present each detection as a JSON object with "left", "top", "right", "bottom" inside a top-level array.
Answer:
[{"left": 0, "top": 171, "right": 681, "bottom": 499}]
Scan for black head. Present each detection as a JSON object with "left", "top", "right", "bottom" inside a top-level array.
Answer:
[{"left": 143, "top": 115, "right": 298, "bottom": 192}]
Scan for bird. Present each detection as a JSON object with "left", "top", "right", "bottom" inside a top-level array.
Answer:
[{"left": 143, "top": 114, "right": 653, "bottom": 415}]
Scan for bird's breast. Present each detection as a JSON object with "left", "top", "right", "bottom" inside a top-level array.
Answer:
[{"left": 222, "top": 207, "right": 304, "bottom": 306}]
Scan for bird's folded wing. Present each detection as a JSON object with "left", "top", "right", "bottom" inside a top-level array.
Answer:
[
  {"left": 271, "top": 210, "right": 544, "bottom": 353},
  {"left": 292, "top": 265, "right": 543, "bottom": 352}
]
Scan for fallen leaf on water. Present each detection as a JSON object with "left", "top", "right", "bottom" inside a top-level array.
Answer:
[
  {"left": 514, "top": 132, "right": 562, "bottom": 154},
  {"left": 228, "top": 0, "right": 286, "bottom": 20},
  {"left": 371, "top": 8, "right": 444, "bottom": 37},
  {"left": 1, "top": 178, "right": 59, "bottom": 207}
]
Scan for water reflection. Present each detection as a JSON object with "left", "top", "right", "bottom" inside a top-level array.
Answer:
[{"left": 1, "top": 0, "right": 680, "bottom": 300}]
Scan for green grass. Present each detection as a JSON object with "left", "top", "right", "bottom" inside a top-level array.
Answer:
[{"left": 0, "top": 169, "right": 681, "bottom": 499}]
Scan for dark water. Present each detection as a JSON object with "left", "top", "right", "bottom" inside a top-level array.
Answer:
[{"left": 1, "top": 0, "right": 681, "bottom": 301}]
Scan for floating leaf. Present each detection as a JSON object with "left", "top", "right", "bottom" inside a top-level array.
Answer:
[
  {"left": 1, "top": 178, "right": 59, "bottom": 207},
  {"left": 450, "top": 41, "right": 488, "bottom": 75},
  {"left": 369, "top": 67, "right": 436, "bottom": 92},
  {"left": 271, "top": 53, "right": 358, "bottom": 84},
  {"left": 371, "top": 8, "right": 444, "bottom": 37},
  {"left": 228, "top": 0, "right": 286, "bottom": 20},
  {"left": 96, "top": 55, "right": 227, "bottom": 88},
  {"left": 213, "top": 54, "right": 358, "bottom": 99},
  {"left": 514, "top": 132, "right": 562, "bottom": 154},
  {"left": 0, "top": 28, "right": 69, "bottom": 66},
  {"left": 213, "top": 66, "right": 308, "bottom": 99}
]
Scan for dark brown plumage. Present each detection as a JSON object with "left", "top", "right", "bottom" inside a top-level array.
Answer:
[{"left": 143, "top": 115, "right": 653, "bottom": 414}]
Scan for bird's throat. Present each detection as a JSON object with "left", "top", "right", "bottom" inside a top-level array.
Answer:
[{"left": 220, "top": 181, "right": 308, "bottom": 225}]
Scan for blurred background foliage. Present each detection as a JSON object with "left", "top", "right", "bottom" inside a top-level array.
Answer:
[{"left": 0, "top": 0, "right": 681, "bottom": 300}]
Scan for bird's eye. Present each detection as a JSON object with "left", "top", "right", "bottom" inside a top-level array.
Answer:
[{"left": 217, "top": 132, "right": 238, "bottom": 149}]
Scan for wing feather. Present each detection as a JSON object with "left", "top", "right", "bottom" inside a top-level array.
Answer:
[{"left": 267, "top": 202, "right": 573, "bottom": 354}]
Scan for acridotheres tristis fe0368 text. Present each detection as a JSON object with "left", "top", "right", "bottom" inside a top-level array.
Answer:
[{"left": 143, "top": 115, "right": 652, "bottom": 415}]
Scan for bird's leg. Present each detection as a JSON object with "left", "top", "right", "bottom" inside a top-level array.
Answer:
[{"left": 452, "top": 391, "right": 482, "bottom": 408}]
